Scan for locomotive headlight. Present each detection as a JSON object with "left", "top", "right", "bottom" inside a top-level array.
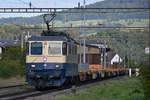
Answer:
[
  {"left": 31, "top": 65, "right": 36, "bottom": 68},
  {"left": 44, "top": 64, "right": 47, "bottom": 67},
  {"left": 56, "top": 65, "right": 60, "bottom": 68}
]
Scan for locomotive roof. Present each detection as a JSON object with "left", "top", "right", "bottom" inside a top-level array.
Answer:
[
  {"left": 28, "top": 36, "right": 110, "bottom": 51},
  {"left": 28, "top": 36, "right": 75, "bottom": 42},
  {"left": 28, "top": 30, "right": 76, "bottom": 42},
  {"left": 41, "top": 30, "right": 69, "bottom": 37}
]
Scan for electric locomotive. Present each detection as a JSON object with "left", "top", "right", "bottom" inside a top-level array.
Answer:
[
  {"left": 25, "top": 14, "right": 79, "bottom": 89},
  {"left": 25, "top": 30, "right": 79, "bottom": 89}
]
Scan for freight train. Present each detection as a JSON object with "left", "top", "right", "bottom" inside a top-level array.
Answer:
[
  {"left": 25, "top": 14, "right": 127, "bottom": 90},
  {"left": 25, "top": 30, "right": 126, "bottom": 90}
]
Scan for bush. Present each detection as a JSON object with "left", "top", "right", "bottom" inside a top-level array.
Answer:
[
  {"left": 2, "top": 46, "right": 23, "bottom": 60},
  {"left": 0, "top": 60, "right": 24, "bottom": 78},
  {"left": 140, "top": 59, "right": 150, "bottom": 99},
  {"left": 140, "top": 65, "right": 150, "bottom": 99},
  {"left": 0, "top": 46, "right": 24, "bottom": 78}
]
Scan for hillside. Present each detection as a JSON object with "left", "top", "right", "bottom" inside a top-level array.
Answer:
[
  {"left": 88, "top": 0, "right": 149, "bottom": 8},
  {"left": 0, "top": 0, "right": 149, "bottom": 25}
]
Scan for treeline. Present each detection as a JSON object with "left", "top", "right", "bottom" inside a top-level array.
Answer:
[
  {"left": 93, "top": 29, "right": 149, "bottom": 66},
  {"left": 0, "top": 24, "right": 21, "bottom": 40},
  {"left": 0, "top": 24, "right": 42, "bottom": 40}
]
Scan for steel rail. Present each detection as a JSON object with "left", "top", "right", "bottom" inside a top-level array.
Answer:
[{"left": 0, "top": 84, "right": 27, "bottom": 90}]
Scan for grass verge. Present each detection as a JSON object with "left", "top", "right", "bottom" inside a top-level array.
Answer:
[{"left": 56, "top": 77, "right": 144, "bottom": 100}]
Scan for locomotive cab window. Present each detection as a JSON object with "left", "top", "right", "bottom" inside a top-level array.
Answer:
[
  {"left": 62, "top": 42, "right": 67, "bottom": 55},
  {"left": 30, "top": 42, "right": 43, "bottom": 55},
  {"left": 48, "top": 42, "right": 62, "bottom": 55}
]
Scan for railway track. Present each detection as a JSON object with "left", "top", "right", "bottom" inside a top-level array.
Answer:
[
  {"left": 0, "top": 85, "right": 66, "bottom": 100},
  {"left": 0, "top": 76, "right": 126, "bottom": 100},
  {"left": 0, "top": 84, "right": 27, "bottom": 90}
]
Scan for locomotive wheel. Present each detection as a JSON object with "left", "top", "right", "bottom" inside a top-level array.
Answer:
[
  {"left": 75, "top": 76, "right": 80, "bottom": 85},
  {"left": 70, "top": 76, "right": 77, "bottom": 85},
  {"left": 35, "top": 86, "right": 42, "bottom": 90},
  {"left": 35, "top": 79, "right": 46, "bottom": 90},
  {"left": 96, "top": 72, "right": 100, "bottom": 80},
  {"left": 62, "top": 78, "right": 70, "bottom": 87}
]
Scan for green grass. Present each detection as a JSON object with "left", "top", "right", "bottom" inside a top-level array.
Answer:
[{"left": 56, "top": 77, "right": 144, "bottom": 100}]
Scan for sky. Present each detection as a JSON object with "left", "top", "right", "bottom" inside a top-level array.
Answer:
[{"left": 0, "top": 0, "right": 104, "bottom": 18}]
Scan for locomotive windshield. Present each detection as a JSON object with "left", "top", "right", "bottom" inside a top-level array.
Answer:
[
  {"left": 31, "top": 42, "right": 42, "bottom": 55},
  {"left": 48, "top": 42, "right": 62, "bottom": 55},
  {"left": 28, "top": 41, "right": 67, "bottom": 55}
]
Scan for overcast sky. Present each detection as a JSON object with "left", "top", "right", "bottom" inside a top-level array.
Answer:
[{"left": 0, "top": 0, "right": 104, "bottom": 18}]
